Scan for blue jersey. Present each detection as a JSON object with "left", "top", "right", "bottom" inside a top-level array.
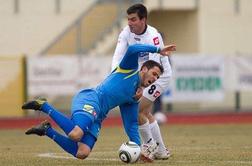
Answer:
[
  {"left": 96, "top": 44, "right": 159, "bottom": 118},
  {"left": 72, "top": 44, "right": 159, "bottom": 145}
]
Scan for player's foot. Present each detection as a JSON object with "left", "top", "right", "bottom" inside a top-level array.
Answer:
[
  {"left": 140, "top": 139, "right": 159, "bottom": 162},
  {"left": 154, "top": 148, "right": 171, "bottom": 160},
  {"left": 22, "top": 98, "right": 47, "bottom": 111},
  {"left": 25, "top": 121, "right": 51, "bottom": 136},
  {"left": 139, "top": 152, "right": 154, "bottom": 163}
]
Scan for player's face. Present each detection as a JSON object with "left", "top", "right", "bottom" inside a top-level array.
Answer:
[
  {"left": 141, "top": 66, "right": 161, "bottom": 87},
  {"left": 127, "top": 13, "right": 146, "bottom": 35}
]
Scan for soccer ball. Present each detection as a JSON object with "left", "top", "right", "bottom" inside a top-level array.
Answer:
[{"left": 118, "top": 141, "right": 141, "bottom": 163}]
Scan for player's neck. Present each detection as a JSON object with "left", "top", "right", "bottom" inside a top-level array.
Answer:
[
  {"left": 136, "top": 24, "right": 147, "bottom": 35},
  {"left": 139, "top": 71, "right": 145, "bottom": 87}
]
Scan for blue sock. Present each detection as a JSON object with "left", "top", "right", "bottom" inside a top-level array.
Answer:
[
  {"left": 41, "top": 102, "right": 74, "bottom": 135},
  {"left": 46, "top": 127, "right": 78, "bottom": 157}
]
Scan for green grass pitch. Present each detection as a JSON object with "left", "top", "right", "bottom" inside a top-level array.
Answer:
[{"left": 0, "top": 124, "right": 252, "bottom": 166}]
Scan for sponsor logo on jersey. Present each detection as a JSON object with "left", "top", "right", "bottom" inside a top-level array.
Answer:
[
  {"left": 138, "top": 52, "right": 149, "bottom": 63},
  {"left": 139, "top": 52, "right": 149, "bottom": 57},
  {"left": 83, "top": 104, "right": 97, "bottom": 116},
  {"left": 153, "top": 37, "right": 159, "bottom": 45},
  {"left": 153, "top": 90, "right": 161, "bottom": 98},
  {"left": 134, "top": 37, "right": 141, "bottom": 41}
]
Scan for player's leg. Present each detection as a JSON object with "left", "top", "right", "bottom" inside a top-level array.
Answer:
[
  {"left": 149, "top": 120, "right": 171, "bottom": 160},
  {"left": 25, "top": 121, "right": 96, "bottom": 160},
  {"left": 25, "top": 121, "right": 79, "bottom": 157},
  {"left": 76, "top": 133, "right": 97, "bottom": 159},
  {"left": 69, "top": 90, "right": 97, "bottom": 141},
  {"left": 138, "top": 97, "right": 154, "bottom": 144},
  {"left": 140, "top": 83, "right": 170, "bottom": 159},
  {"left": 69, "top": 111, "right": 94, "bottom": 141},
  {"left": 139, "top": 82, "right": 163, "bottom": 145},
  {"left": 46, "top": 121, "right": 95, "bottom": 160},
  {"left": 22, "top": 99, "right": 75, "bottom": 135}
]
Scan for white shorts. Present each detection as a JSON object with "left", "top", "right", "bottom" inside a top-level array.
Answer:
[{"left": 143, "top": 76, "right": 171, "bottom": 102}]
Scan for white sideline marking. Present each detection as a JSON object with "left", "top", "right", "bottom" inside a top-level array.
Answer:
[
  {"left": 38, "top": 152, "right": 252, "bottom": 164},
  {"left": 38, "top": 153, "right": 75, "bottom": 159},
  {"left": 38, "top": 152, "right": 118, "bottom": 161},
  {"left": 37, "top": 151, "right": 252, "bottom": 164}
]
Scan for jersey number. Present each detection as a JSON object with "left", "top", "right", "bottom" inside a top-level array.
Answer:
[{"left": 148, "top": 85, "right": 156, "bottom": 95}]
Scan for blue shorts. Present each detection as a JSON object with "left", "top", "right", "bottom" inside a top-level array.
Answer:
[
  {"left": 71, "top": 89, "right": 102, "bottom": 142},
  {"left": 71, "top": 89, "right": 100, "bottom": 117},
  {"left": 80, "top": 132, "right": 97, "bottom": 150}
]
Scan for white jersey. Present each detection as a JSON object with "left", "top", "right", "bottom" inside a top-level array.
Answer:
[
  {"left": 112, "top": 25, "right": 172, "bottom": 78},
  {"left": 112, "top": 25, "right": 172, "bottom": 101}
]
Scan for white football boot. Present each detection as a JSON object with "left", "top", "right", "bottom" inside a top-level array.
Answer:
[
  {"left": 154, "top": 148, "right": 171, "bottom": 160},
  {"left": 140, "top": 139, "right": 159, "bottom": 162}
]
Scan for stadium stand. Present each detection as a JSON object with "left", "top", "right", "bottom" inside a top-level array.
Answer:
[{"left": 0, "top": 0, "right": 96, "bottom": 55}]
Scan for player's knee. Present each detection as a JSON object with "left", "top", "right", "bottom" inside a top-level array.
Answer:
[
  {"left": 68, "top": 126, "right": 84, "bottom": 142},
  {"left": 147, "top": 113, "right": 155, "bottom": 123},
  {"left": 69, "top": 133, "right": 81, "bottom": 142},
  {"left": 146, "top": 112, "right": 154, "bottom": 119},
  {"left": 76, "top": 151, "right": 89, "bottom": 160},
  {"left": 76, "top": 144, "right": 90, "bottom": 160},
  {"left": 138, "top": 112, "right": 149, "bottom": 125}
]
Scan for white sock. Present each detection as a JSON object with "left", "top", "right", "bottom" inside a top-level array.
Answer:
[
  {"left": 139, "top": 121, "right": 154, "bottom": 144},
  {"left": 149, "top": 120, "right": 167, "bottom": 152}
]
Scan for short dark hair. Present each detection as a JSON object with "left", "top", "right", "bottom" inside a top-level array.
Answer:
[
  {"left": 141, "top": 60, "right": 164, "bottom": 74},
  {"left": 127, "top": 3, "right": 147, "bottom": 20}
]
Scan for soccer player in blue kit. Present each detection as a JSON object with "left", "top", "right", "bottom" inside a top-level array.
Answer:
[{"left": 22, "top": 44, "right": 176, "bottom": 161}]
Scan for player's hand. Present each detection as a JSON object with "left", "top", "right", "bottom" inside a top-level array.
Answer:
[
  {"left": 133, "top": 87, "right": 143, "bottom": 101},
  {"left": 159, "top": 44, "right": 176, "bottom": 56}
]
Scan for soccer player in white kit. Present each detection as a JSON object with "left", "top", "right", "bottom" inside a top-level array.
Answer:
[{"left": 111, "top": 4, "right": 173, "bottom": 160}]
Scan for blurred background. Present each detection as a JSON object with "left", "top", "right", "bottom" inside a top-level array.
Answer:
[{"left": 1, "top": 0, "right": 252, "bottom": 119}]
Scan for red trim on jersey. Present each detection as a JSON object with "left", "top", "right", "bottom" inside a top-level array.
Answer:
[{"left": 153, "top": 37, "right": 159, "bottom": 45}]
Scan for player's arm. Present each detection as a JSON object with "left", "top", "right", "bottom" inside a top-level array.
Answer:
[
  {"left": 158, "top": 32, "right": 173, "bottom": 78},
  {"left": 120, "top": 102, "right": 159, "bottom": 163},
  {"left": 119, "top": 44, "right": 160, "bottom": 70},
  {"left": 119, "top": 103, "right": 141, "bottom": 146},
  {"left": 159, "top": 44, "right": 176, "bottom": 56},
  {"left": 111, "top": 30, "right": 128, "bottom": 71},
  {"left": 119, "top": 44, "right": 176, "bottom": 70}
]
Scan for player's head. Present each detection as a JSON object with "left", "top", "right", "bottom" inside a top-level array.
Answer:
[
  {"left": 127, "top": 3, "right": 147, "bottom": 35},
  {"left": 140, "top": 60, "right": 163, "bottom": 87}
]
